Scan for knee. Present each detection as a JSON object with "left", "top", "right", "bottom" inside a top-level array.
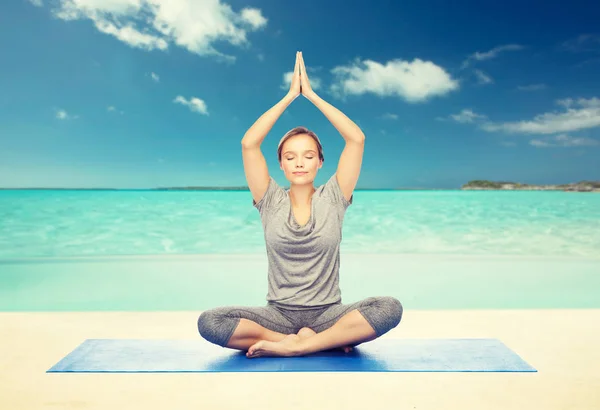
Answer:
[
  {"left": 359, "top": 296, "right": 403, "bottom": 337},
  {"left": 197, "top": 310, "right": 216, "bottom": 339},
  {"left": 197, "top": 309, "right": 232, "bottom": 346},
  {"left": 378, "top": 296, "right": 403, "bottom": 328}
]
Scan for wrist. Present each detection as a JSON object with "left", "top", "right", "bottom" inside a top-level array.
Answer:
[
  {"left": 303, "top": 90, "right": 318, "bottom": 102},
  {"left": 284, "top": 92, "right": 299, "bottom": 103}
]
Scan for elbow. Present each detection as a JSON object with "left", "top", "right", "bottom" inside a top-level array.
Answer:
[
  {"left": 351, "top": 133, "right": 365, "bottom": 144},
  {"left": 241, "top": 138, "right": 255, "bottom": 149},
  {"left": 241, "top": 140, "right": 261, "bottom": 150}
]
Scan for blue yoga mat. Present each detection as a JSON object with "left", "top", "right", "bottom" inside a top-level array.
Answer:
[{"left": 47, "top": 338, "right": 536, "bottom": 373}]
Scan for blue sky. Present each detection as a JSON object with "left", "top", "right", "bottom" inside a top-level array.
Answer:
[{"left": 1, "top": 0, "right": 599, "bottom": 189}]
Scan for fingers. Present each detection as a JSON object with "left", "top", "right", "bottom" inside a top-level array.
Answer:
[
  {"left": 299, "top": 52, "right": 306, "bottom": 73},
  {"left": 289, "top": 52, "right": 300, "bottom": 95},
  {"left": 299, "top": 52, "right": 309, "bottom": 81},
  {"left": 298, "top": 52, "right": 311, "bottom": 94},
  {"left": 293, "top": 52, "right": 298, "bottom": 77}
]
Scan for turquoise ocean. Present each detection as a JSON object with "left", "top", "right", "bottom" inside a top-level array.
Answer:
[{"left": 1, "top": 189, "right": 599, "bottom": 311}]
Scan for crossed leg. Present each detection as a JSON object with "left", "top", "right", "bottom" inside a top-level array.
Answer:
[
  {"left": 227, "top": 322, "right": 352, "bottom": 353},
  {"left": 297, "top": 327, "right": 354, "bottom": 353},
  {"left": 247, "top": 309, "right": 376, "bottom": 358},
  {"left": 198, "top": 297, "right": 402, "bottom": 358},
  {"left": 246, "top": 297, "right": 403, "bottom": 358},
  {"left": 225, "top": 318, "right": 290, "bottom": 350},
  {"left": 198, "top": 305, "right": 298, "bottom": 350}
]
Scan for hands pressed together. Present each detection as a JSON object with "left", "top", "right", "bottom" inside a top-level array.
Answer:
[{"left": 288, "top": 51, "right": 316, "bottom": 100}]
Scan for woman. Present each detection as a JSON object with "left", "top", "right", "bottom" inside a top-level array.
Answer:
[{"left": 198, "top": 51, "right": 402, "bottom": 358}]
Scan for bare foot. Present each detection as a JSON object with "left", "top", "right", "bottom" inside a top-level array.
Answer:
[{"left": 247, "top": 334, "right": 302, "bottom": 358}]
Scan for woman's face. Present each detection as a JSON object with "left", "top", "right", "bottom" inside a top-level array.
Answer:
[{"left": 279, "top": 134, "right": 323, "bottom": 183}]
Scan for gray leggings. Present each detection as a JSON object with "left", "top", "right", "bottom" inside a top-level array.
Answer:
[{"left": 197, "top": 296, "right": 403, "bottom": 347}]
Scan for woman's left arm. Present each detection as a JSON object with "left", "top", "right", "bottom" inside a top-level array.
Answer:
[
  {"left": 299, "top": 53, "right": 364, "bottom": 201},
  {"left": 304, "top": 92, "right": 366, "bottom": 144}
]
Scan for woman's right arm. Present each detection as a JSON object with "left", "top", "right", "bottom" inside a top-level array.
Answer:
[
  {"left": 241, "top": 51, "right": 301, "bottom": 148},
  {"left": 241, "top": 52, "right": 301, "bottom": 204},
  {"left": 240, "top": 92, "right": 298, "bottom": 149}
]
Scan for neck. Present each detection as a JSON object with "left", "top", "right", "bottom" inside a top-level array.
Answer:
[{"left": 288, "top": 184, "right": 315, "bottom": 206}]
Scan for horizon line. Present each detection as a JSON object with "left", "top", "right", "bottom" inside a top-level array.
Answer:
[{"left": 1, "top": 180, "right": 598, "bottom": 191}]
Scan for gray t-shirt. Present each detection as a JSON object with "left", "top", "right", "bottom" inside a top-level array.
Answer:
[{"left": 253, "top": 173, "right": 353, "bottom": 310}]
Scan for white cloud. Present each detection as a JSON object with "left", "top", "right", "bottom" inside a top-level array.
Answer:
[
  {"left": 150, "top": 72, "right": 160, "bottom": 82},
  {"left": 48, "top": 0, "right": 268, "bottom": 62},
  {"left": 473, "top": 44, "right": 525, "bottom": 60},
  {"left": 561, "top": 34, "right": 600, "bottom": 53},
  {"left": 240, "top": 8, "right": 267, "bottom": 29},
  {"left": 449, "top": 109, "right": 487, "bottom": 124},
  {"left": 481, "top": 97, "right": 600, "bottom": 134},
  {"left": 107, "top": 105, "right": 124, "bottom": 114},
  {"left": 329, "top": 58, "right": 459, "bottom": 103},
  {"left": 55, "top": 109, "right": 78, "bottom": 120},
  {"left": 556, "top": 98, "right": 574, "bottom": 108},
  {"left": 96, "top": 19, "right": 168, "bottom": 51},
  {"left": 572, "top": 97, "right": 600, "bottom": 108},
  {"left": 474, "top": 69, "right": 493, "bottom": 85},
  {"left": 517, "top": 84, "right": 547, "bottom": 91},
  {"left": 380, "top": 113, "right": 398, "bottom": 120},
  {"left": 28, "top": 0, "right": 44, "bottom": 6},
  {"left": 462, "top": 44, "right": 524, "bottom": 68},
  {"left": 530, "top": 134, "right": 600, "bottom": 148},
  {"left": 281, "top": 71, "right": 321, "bottom": 91},
  {"left": 173, "top": 95, "right": 208, "bottom": 115}
]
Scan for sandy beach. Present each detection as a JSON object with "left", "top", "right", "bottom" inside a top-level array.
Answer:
[{"left": 1, "top": 309, "right": 599, "bottom": 410}]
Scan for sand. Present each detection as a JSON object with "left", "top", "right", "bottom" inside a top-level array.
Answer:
[{"left": 1, "top": 309, "right": 599, "bottom": 410}]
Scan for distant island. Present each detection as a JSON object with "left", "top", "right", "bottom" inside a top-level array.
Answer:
[
  {"left": 1, "top": 180, "right": 599, "bottom": 191},
  {"left": 462, "top": 180, "right": 600, "bottom": 192}
]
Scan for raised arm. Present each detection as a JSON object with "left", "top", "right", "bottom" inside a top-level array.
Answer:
[
  {"left": 298, "top": 52, "right": 365, "bottom": 203},
  {"left": 241, "top": 52, "right": 301, "bottom": 204}
]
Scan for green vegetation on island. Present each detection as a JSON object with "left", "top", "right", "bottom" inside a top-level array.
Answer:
[{"left": 462, "top": 180, "right": 600, "bottom": 192}]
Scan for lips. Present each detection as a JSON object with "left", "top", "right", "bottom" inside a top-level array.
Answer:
[{"left": 293, "top": 172, "right": 307, "bottom": 175}]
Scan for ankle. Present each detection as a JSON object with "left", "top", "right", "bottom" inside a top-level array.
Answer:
[{"left": 297, "top": 327, "right": 317, "bottom": 339}]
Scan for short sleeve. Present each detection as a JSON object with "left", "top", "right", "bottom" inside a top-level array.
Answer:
[
  {"left": 252, "top": 176, "right": 286, "bottom": 215},
  {"left": 322, "top": 173, "right": 353, "bottom": 210}
]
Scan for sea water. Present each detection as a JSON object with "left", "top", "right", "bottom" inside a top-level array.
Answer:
[
  {"left": 1, "top": 189, "right": 599, "bottom": 258},
  {"left": 0, "top": 189, "right": 599, "bottom": 311}
]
